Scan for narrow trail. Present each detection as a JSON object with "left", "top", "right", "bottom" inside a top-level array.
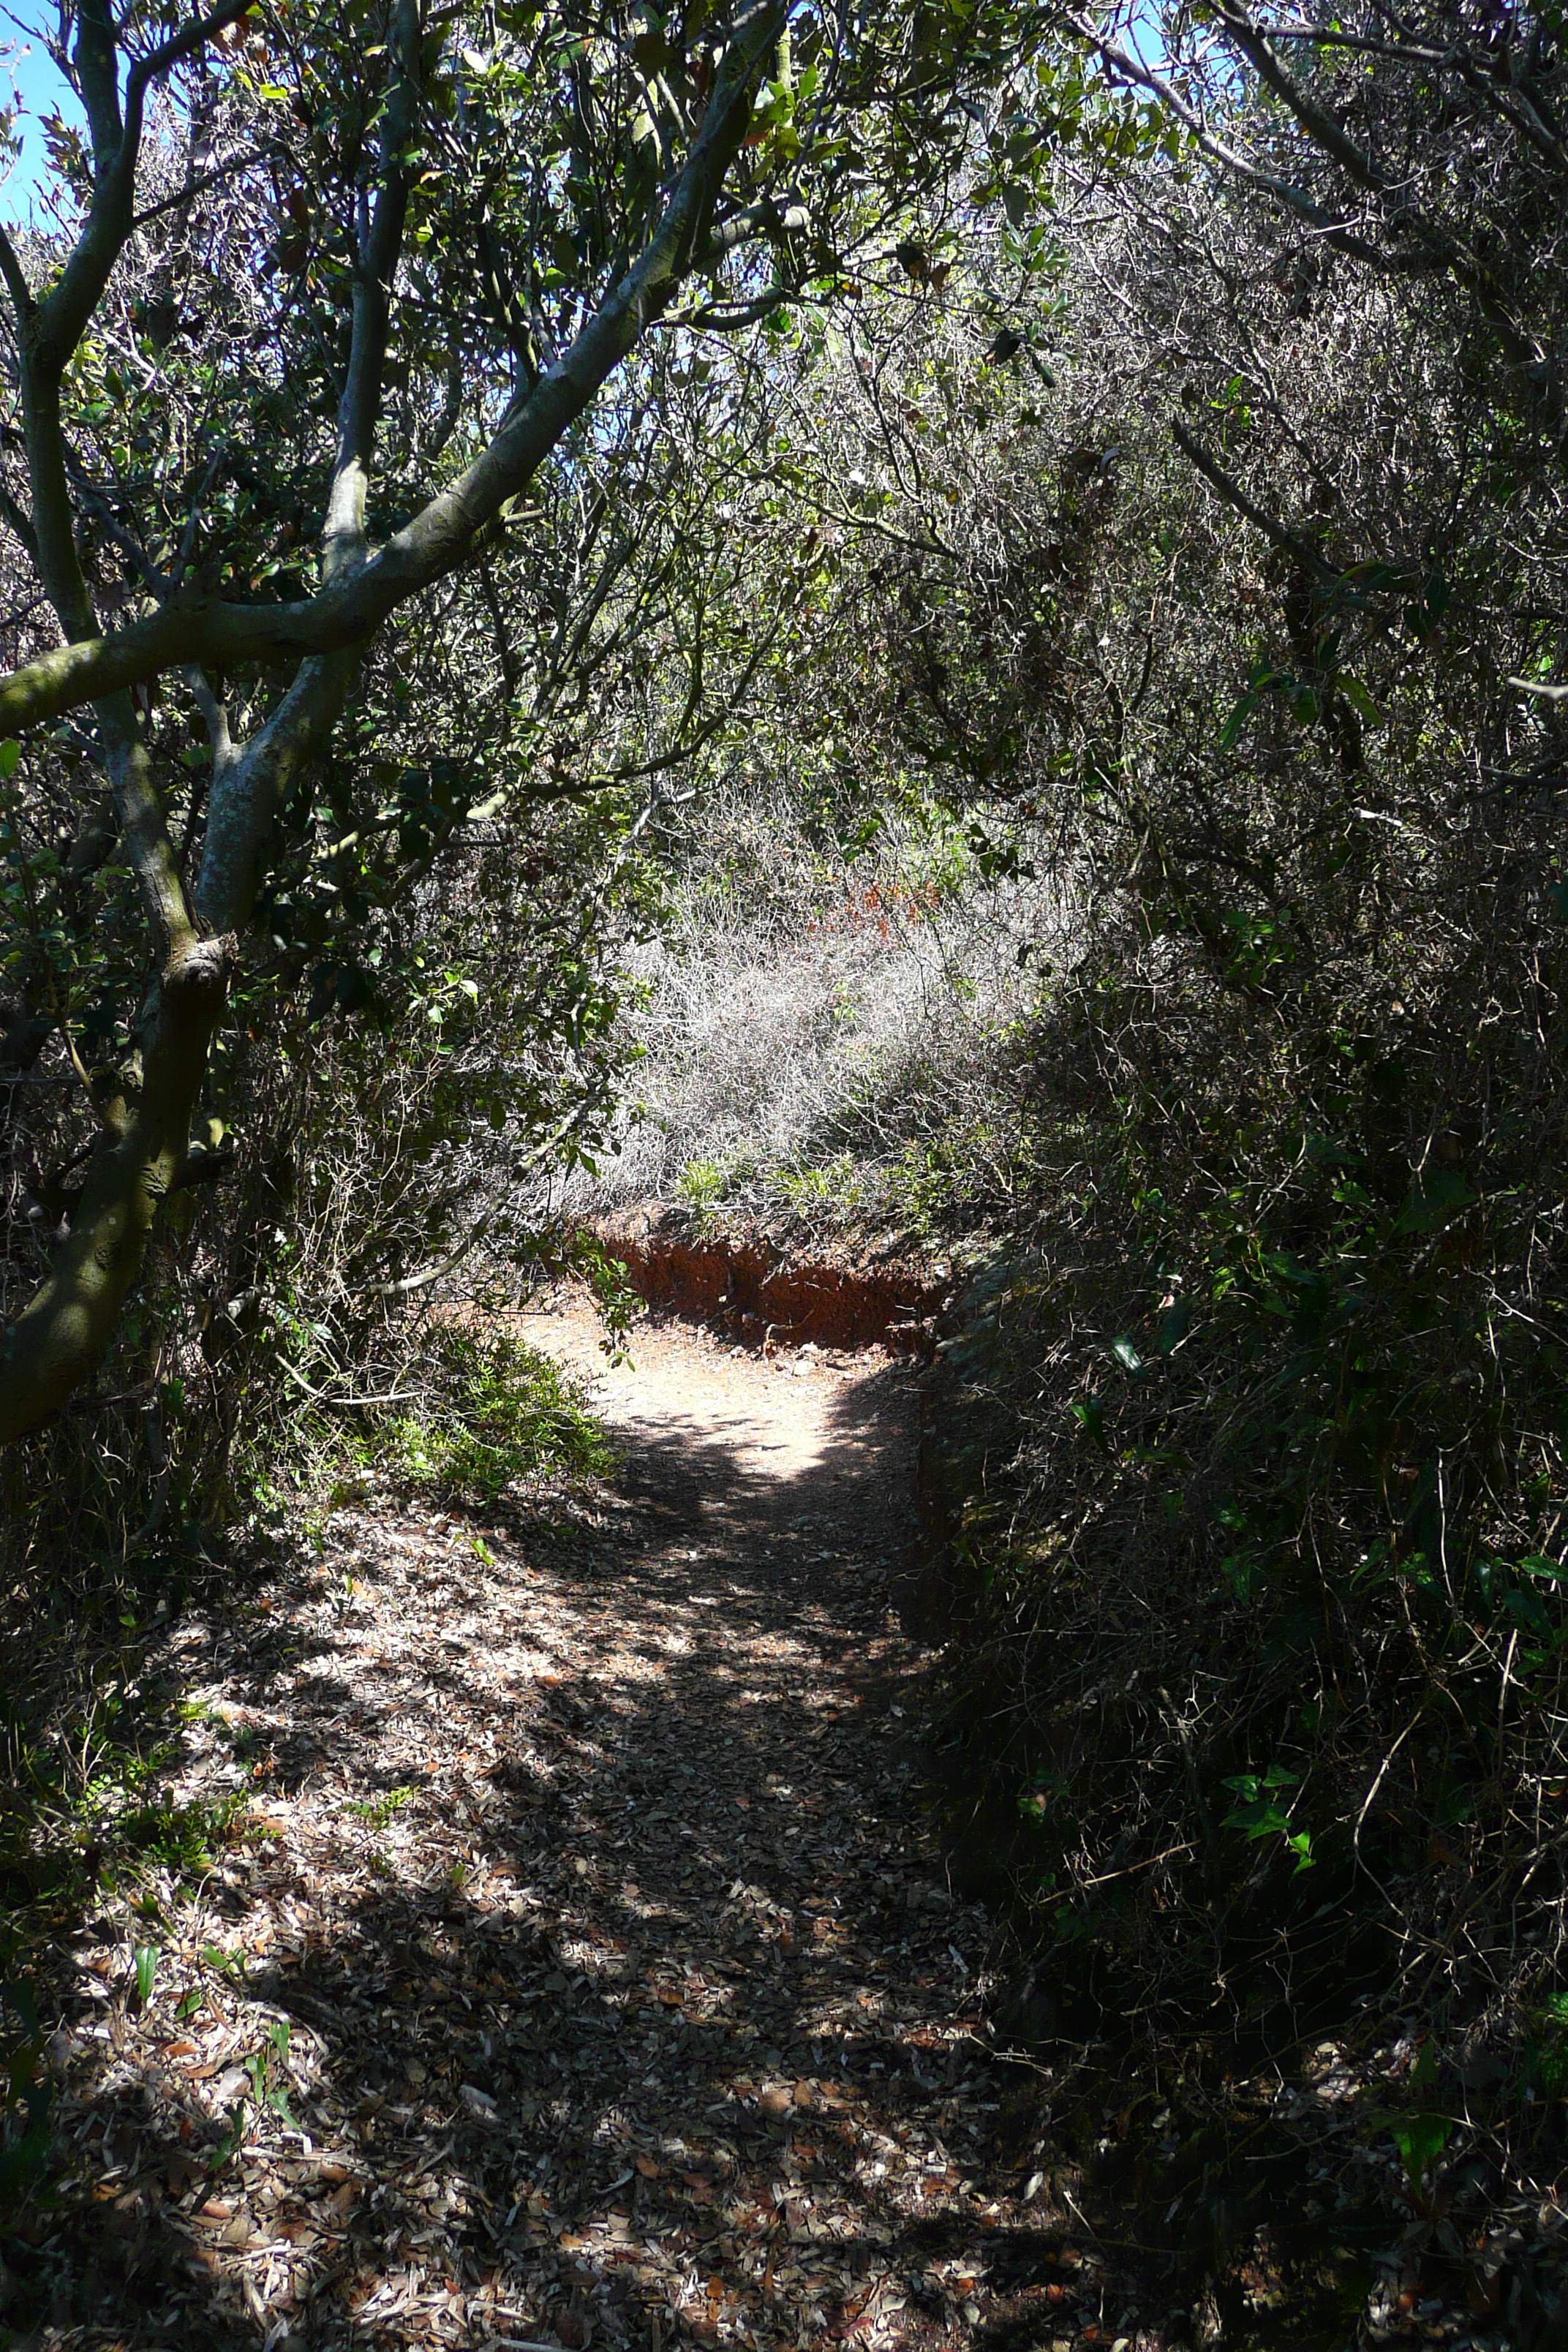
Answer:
[{"left": 19, "top": 1302, "right": 1128, "bottom": 2352}]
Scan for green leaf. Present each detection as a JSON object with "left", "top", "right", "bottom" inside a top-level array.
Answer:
[
  {"left": 1396, "top": 1166, "right": 1474, "bottom": 1234},
  {"left": 133, "top": 1945, "right": 158, "bottom": 2005},
  {"left": 1389, "top": 2110, "right": 1452, "bottom": 2187},
  {"left": 1109, "top": 1335, "right": 1145, "bottom": 1376},
  {"left": 1229, "top": 1801, "right": 1292, "bottom": 1839},
  {"left": 1155, "top": 1297, "right": 1190, "bottom": 1355},
  {"left": 1403, "top": 572, "right": 1451, "bottom": 641},
  {"left": 209, "top": 2100, "right": 246, "bottom": 2171},
  {"left": 1218, "top": 690, "right": 1259, "bottom": 752},
  {"left": 1338, "top": 674, "right": 1382, "bottom": 725},
  {"left": 0, "top": 739, "right": 20, "bottom": 780},
  {"left": 1069, "top": 1395, "right": 1109, "bottom": 1453}
]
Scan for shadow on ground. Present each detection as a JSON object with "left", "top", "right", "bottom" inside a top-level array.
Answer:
[
  {"left": 4, "top": 1329, "right": 1444, "bottom": 2352},
  {"left": 4, "top": 1352, "right": 1150, "bottom": 2352}
]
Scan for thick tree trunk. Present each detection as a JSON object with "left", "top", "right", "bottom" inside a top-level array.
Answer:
[{"left": 0, "top": 932, "right": 233, "bottom": 1441}]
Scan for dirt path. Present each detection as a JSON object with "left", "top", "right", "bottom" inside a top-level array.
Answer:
[{"left": 12, "top": 1303, "right": 1131, "bottom": 2352}]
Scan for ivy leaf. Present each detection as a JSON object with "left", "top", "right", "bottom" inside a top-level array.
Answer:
[{"left": 1396, "top": 1166, "right": 1474, "bottom": 1235}]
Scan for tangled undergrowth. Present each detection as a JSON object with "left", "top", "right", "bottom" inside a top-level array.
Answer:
[
  {"left": 561, "top": 778, "right": 1062, "bottom": 1256},
  {"left": 920, "top": 894, "right": 1568, "bottom": 2324}
]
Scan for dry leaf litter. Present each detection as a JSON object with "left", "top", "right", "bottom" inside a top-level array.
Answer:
[{"left": 4, "top": 1298, "right": 1157, "bottom": 2352}]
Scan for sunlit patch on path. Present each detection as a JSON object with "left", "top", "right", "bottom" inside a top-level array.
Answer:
[{"left": 14, "top": 1300, "right": 1130, "bottom": 2351}]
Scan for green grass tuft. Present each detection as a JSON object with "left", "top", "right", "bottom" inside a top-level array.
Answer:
[{"left": 352, "top": 1320, "right": 612, "bottom": 1504}]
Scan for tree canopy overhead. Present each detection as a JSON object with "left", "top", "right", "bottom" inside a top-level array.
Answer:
[
  {"left": 0, "top": 0, "right": 1045, "bottom": 1441},
  {"left": 7, "top": 0, "right": 1567, "bottom": 1446}
]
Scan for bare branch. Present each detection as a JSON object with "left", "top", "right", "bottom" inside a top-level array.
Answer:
[
  {"left": 1172, "top": 418, "right": 1333, "bottom": 578},
  {"left": 124, "top": 0, "right": 257, "bottom": 110}
]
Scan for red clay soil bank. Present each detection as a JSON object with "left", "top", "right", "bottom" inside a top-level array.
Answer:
[{"left": 592, "top": 1206, "right": 951, "bottom": 1354}]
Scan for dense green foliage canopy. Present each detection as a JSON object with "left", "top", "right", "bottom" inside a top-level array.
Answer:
[{"left": 0, "top": 0, "right": 1048, "bottom": 1444}]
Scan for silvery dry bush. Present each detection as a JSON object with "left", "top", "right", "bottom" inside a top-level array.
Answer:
[{"left": 564, "top": 765, "right": 1070, "bottom": 1240}]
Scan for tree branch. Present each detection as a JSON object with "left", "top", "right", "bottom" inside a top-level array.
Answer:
[
  {"left": 0, "top": 0, "right": 790, "bottom": 736},
  {"left": 0, "top": 931, "right": 235, "bottom": 1443},
  {"left": 1065, "top": 12, "right": 1359, "bottom": 238},
  {"left": 125, "top": 0, "right": 259, "bottom": 112},
  {"left": 695, "top": 198, "right": 810, "bottom": 265},
  {"left": 1215, "top": 0, "right": 1382, "bottom": 191},
  {"left": 1177, "top": 1, "right": 1539, "bottom": 367},
  {"left": 1170, "top": 417, "right": 1333, "bottom": 578},
  {"left": 31, "top": 0, "right": 256, "bottom": 377},
  {"left": 0, "top": 221, "right": 31, "bottom": 325},
  {"left": 0, "top": 475, "right": 40, "bottom": 568},
  {"left": 322, "top": 0, "right": 421, "bottom": 584},
  {"left": 1257, "top": 22, "right": 1568, "bottom": 167}
]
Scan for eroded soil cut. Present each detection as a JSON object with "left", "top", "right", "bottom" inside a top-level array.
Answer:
[{"left": 590, "top": 1210, "right": 953, "bottom": 1356}]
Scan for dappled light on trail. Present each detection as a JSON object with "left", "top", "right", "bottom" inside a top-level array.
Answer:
[{"left": 4, "top": 1301, "right": 1126, "bottom": 2352}]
